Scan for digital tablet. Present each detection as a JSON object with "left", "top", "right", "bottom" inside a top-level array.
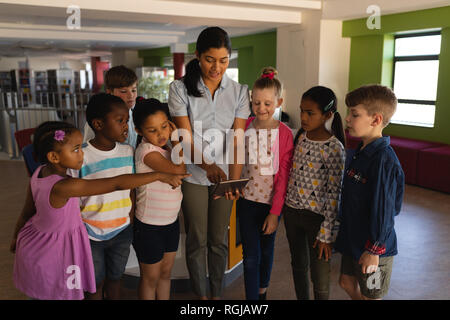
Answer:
[{"left": 212, "top": 178, "right": 250, "bottom": 197}]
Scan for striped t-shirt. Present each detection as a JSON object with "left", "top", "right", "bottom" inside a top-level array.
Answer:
[
  {"left": 135, "top": 139, "right": 182, "bottom": 226},
  {"left": 72, "top": 141, "right": 135, "bottom": 241}
]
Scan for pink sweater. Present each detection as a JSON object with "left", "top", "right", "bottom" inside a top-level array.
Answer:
[{"left": 245, "top": 117, "right": 294, "bottom": 215}]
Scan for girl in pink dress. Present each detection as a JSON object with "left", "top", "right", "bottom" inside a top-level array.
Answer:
[{"left": 10, "top": 121, "right": 189, "bottom": 300}]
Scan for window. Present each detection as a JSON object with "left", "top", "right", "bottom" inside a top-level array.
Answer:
[{"left": 391, "top": 31, "right": 441, "bottom": 128}]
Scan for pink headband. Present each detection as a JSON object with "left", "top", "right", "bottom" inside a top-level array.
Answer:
[{"left": 261, "top": 72, "right": 274, "bottom": 80}]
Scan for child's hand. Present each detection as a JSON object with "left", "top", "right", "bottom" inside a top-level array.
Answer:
[
  {"left": 262, "top": 213, "right": 279, "bottom": 235},
  {"left": 10, "top": 237, "right": 17, "bottom": 254},
  {"left": 313, "top": 240, "right": 332, "bottom": 261},
  {"left": 358, "top": 251, "right": 379, "bottom": 274},
  {"left": 159, "top": 173, "right": 191, "bottom": 189}
]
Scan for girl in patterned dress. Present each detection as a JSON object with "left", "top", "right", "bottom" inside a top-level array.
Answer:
[
  {"left": 283, "top": 86, "right": 346, "bottom": 300},
  {"left": 237, "top": 67, "right": 294, "bottom": 300}
]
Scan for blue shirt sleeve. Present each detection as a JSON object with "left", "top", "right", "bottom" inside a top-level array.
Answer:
[
  {"left": 235, "top": 84, "right": 250, "bottom": 119},
  {"left": 168, "top": 80, "right": 189, "bottom": 117},
  {"left": 366, "top": 158, "right": 404, "bottom": 255}
]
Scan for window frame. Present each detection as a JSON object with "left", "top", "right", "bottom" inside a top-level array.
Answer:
[{"left": 391, "top": 30, "right": 441, "bottom": 127}]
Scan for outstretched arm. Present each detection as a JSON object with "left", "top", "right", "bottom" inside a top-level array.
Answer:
[{"left": 50, "top": 172, "right": 190, "bottom": 208}]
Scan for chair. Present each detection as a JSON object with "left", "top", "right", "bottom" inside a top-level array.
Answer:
[
  {"left": 22, "top": 144, "right": 40, "bottom": 176},
  {"left": 14, "top": 128, "right": 36, "bottom": 153},
  {"left": 14, "top": 128, "right": 38, "bottom": 176}
]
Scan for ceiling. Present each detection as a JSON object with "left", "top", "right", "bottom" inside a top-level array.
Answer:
[
  {"left": 0, "top": 0, "right": 318, "bottom": 59},
  {"left": 0, "top": 0, "right": 448, "bottom": 59}
]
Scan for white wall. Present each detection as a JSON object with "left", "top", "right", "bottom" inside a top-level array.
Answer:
[
  {"left": 277, "top": 14, "right": 352, "bottom": 129},
  {"left": 277, "top": 9, "right": 322, "bottom": 129},
  {"left": 318, "top": 19, "right": 351, "bottom": 118},
  {"left": 111, "top": 49, "right": 143, "bottom": 70}
]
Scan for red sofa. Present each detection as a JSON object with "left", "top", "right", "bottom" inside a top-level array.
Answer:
[
  {"left": 387, "top": 136, "right": 443, "bottom": 185},
  {"left": 417, "top": 146, "right": 450, "bottom": 194},
  {"left": 345, "top": 130, "right": 449, "bottom": 193}
]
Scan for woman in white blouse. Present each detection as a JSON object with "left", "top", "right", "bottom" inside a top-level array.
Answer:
[{"left": 168, "top": 26, "right": 250, "bottom": 300}]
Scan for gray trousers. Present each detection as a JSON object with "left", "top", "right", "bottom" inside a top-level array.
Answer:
[
  {"left": 181, "top": 181, "right": 233, "bottom": 297},
  {"left": 283, "top": 205, "right": 331, "bottom": 300}
]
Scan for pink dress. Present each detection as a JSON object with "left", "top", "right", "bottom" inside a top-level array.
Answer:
[{"left": 13, "top": 165, "right": 96, "bottom": 300}]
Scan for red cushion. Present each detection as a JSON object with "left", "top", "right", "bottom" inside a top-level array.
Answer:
[
  {"left": 417, "top": 146, "right": 450, "bottom": 193},
  {"left": 344, "top": 130, "right": 444, "bottom": 185},
  {"left": 389, "top": 137, "right": 443, "bottom": 185},
  {"left": 389, "top": 136, "right": 443, "bottom": 150}
]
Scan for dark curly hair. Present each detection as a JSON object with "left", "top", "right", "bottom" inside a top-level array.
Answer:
[
  {"left": 32, "top": 121, "right": 78, "bottom": 164},
  {"left": 85, "top": 93, "right": 127, "bottom": 131},
  {"left": 132, "top": 98, "right": 171, "bottom": 147}
]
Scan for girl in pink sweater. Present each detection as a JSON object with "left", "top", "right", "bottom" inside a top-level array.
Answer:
[{"left": 237, "top": 67, "right": 294, "bottom": 300}]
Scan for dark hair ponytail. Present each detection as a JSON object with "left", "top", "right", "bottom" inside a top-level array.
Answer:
[
  {"left": 33, "top": 121, "right": 77, "bottom": 164},
  {"left": 330, "top": 112, "right": 346, "bottom": 148},
  {"left": 293, "top": 86, "right": 346, "bottom": 148},
  {"left": 184, "top": 58, "right": 203, "bottom": 97},
  {"left": 183, "top": 26, "right": 232, "bottom": 97}
]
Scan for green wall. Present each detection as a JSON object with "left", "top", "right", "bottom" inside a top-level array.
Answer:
[
  {"left": 343, "top": 6, "right": 450, "bottom": 144},
  {"left": 230, "top": 31, "right": 277, "bottom": 86},
  {"left": 138, "top": 31, "right": 277, "bottom": 87}
]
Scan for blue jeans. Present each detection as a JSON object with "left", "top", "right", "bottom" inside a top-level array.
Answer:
[
  {"left": 237, "top": 198, "right": 280, "bottom": 300},
  {"left": 89, "top": 224, "right": 133, "bottom": 285}
]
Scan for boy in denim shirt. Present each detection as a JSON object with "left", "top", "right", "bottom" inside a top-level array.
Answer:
[{"left": 335, "top": 85, "right": 405, "bottom": 300}]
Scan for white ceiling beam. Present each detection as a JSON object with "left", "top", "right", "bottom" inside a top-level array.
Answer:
[
  {"left": 0, "top": 22, "right": 186, "bottom": 36},
  {"left": 215, "top": 0, "right": 321, "bottom": 10},
  {"left": 0, "top": 0, "right": 302, "bottom": 25},
  {"left": 0, "top": 24, "right": 180, "bottom": 44}
]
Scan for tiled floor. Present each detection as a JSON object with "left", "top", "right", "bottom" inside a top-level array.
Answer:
[{"left": 1, "top": 159, "right": 449, "bottom": 300}]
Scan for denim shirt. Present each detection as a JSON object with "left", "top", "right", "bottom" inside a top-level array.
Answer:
[
  {"left": 168, "top": 74, "right": 250, "bottom": 185},
  {"left": 334, "top": 136, "right": 405, "bottom": 260}
]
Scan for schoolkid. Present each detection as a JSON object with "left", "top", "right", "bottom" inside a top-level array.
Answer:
[
  {"left": 283, "top": 86, "right": 346, "bottom": 300},
  {"left": 132, "top": 98, "right": 185, "bottom": 300},
  {"left": 83, "top": 65, "right": 139, "bottom": 148},
  {"left": 335, "top": 84, "right": 404, "bottom": 300},
  {"left": 237, "top": 67, "right": 294, "bottom": 300}
]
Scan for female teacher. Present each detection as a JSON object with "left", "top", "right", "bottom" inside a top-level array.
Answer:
[{"left": 168, "top": 26, "right": 250, "bottom": 300}]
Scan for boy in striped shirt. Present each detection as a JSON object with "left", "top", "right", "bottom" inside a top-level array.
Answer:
[{"left": 72, "top": 93, "right": 135, "bottom": 300}]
